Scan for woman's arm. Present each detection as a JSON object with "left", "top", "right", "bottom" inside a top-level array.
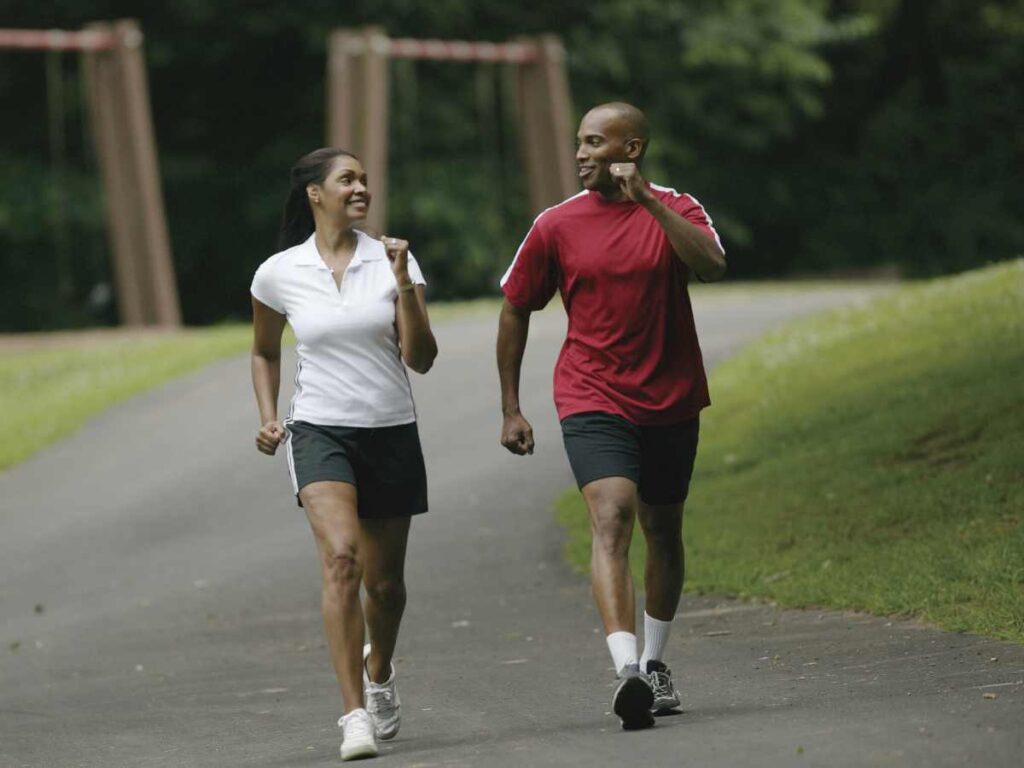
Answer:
[
  {"left": 251, "top": 297, "right": 288, "bottom": 454},
  {"left": 385, "top": 237, "right": 438, "bottom": 374},
  {"left": 395, "top": 284, "right": 437, "bottom": 374}
]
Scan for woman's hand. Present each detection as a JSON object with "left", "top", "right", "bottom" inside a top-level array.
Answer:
[
  {"left": 256, "top": 420, "right": 286, "bottom": 455},
  {"left": 382, "top": 236, "right": 411, "bottom": 282}
]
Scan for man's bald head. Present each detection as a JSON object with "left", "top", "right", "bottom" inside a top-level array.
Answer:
[
  {"left": 578, "top": 102, "right": 650, "bottom": 168},
  {"left": 584, "top": 102, "right": 650, "bottom": 145}
]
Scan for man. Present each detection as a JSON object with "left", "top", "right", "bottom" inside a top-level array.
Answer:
[{"left": 496, "top": 102, "right": 726, "bottom": 730}]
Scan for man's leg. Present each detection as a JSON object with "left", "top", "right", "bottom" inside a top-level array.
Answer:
[
  {"left": 582, "top": 476, "right": 656, "bottom": 729},
  {"left": 633, "top": 417, "right": 697, "bottom": 714},
  {"left": 638, "top": 501, "right": 684, "bottom": 670},
  {"left": 581, "top": 475, "right": 639, "bottom": 647},
  {"left": 562, "top": 414, "right": 653, "bottom": 728},
  {"left": 636, "top": 416, "right": 697, "bottom": 674}
]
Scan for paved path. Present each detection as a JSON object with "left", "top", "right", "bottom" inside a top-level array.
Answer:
[{"left": 2, "top": 286, "right": 1021, "bottom": 767}]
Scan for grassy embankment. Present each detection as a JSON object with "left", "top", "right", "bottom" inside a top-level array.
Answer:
[
  {"left": 557, "top": 261, "right": 1024, "bottom": 641},
  {"left": 0, "top": 299, "right": 499, "bottom": 472}
]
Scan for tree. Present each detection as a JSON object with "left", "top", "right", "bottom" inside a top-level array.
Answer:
[{"left": 0, "top": 0, "right": 1019, "bottom": 329}]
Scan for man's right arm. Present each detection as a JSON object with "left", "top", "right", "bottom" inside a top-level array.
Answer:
[{"left": 497, "top": 298, "right": 535, "bottom": 455}]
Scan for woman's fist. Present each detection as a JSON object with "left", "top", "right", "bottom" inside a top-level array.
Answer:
[{"left": 256, "top": 421, "right": 286, "bottom": 455}]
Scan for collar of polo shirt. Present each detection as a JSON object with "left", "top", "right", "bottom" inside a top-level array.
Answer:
[{"left": 294, "top": 231, "right": 385, "bottom": 270}]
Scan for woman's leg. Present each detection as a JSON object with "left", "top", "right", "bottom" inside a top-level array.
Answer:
[
  {"left": 360, "top": 516, "right": 412, "bottom": 683},
  {"left": 302, "top": 480, "right": 365, "bottom": 713}
]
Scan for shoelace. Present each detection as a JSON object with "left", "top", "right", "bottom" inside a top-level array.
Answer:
[
  {"left": 649, "top": 669, "right": 672, "bottom": 698},
  {"left": 366, "top": 683, "right": 395, "bottom": 712}
]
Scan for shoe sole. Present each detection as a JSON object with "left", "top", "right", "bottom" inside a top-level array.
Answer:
[
  {"left": 613, "top": 677, "right": 655, "bottom": 730},
  {"left": 652, "top": 693, "right": 682, "bottom": 715},
  {"left": 341, "top": 742, "right": 378, "bottom": 761}
]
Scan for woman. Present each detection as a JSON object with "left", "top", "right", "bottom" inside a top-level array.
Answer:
[{"left": 250, "top": 147, "right": 437, "bottom": 761}]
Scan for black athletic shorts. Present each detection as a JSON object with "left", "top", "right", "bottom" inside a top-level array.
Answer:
[
  {"left": 285, "top": 420, "right": 428, "bottom": 518},
  {"left": 560, "top": 412, "right": 700, "bottom": 505}
]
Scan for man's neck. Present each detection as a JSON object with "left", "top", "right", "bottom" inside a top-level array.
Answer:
[{"left": 595, "top": 185, "right": 629, "bottom": 203}]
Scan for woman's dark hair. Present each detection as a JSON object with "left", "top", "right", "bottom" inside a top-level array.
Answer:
[{"left": 277, "top": 147, "right": 358, "bottom": 251}]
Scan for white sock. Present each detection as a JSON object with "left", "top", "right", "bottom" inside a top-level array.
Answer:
[
  {"left": 606, "top": 631, "right": 638, "bottom": 675},
  {"left": 639, "top": 612, "right": 673, "bottom": 670}
]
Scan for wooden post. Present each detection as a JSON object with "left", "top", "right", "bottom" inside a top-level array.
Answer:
[
  {"left": 326, "top": 26, "right": 390, "bottom": 235},
  {"left": 113, "top": 20, "right": 179, "bottom": 327},
  {"left": 360, "top": 27, "right": 390, "bottom": 235},
  {"left": 539, "top": 35, "right": 577, "bottom": 204},
  {"left": 516, "top": 35, "right": 577, "bottom": 215},
  {"left": 326, "top": 29, "right": 361, "bottom": 151},
  {"left": 82, "top": 21, "right": 146, "bottom": 326},
  {"left": 82, "top": 19, "right": 180, "bottom": 327},
  {"left": 326, "top": 30, "right": 575, "bottom": 228}
]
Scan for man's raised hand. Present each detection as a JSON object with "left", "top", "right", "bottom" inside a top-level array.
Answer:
[{"left": 609, "top": 162, "right": 651, "bottom": 203}]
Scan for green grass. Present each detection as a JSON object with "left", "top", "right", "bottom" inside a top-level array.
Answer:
[
  {"left": 557, "top": 260, "right": 1024, "bottom": 642},
  {"left": 0, "top": 297, "right": 501, "bottom": 472},
  {"left": 0, "top": 325, "right": 255, "bottom": 471}
]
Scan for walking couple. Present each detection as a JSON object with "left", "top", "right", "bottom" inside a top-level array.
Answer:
[{"left": 250, "top": 102, "right": 726, "bottom": 760}]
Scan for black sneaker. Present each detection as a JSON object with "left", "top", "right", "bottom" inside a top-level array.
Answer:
[
  {"left": 612, "top": 663, "right": 655, "bottom": 730},
  {"left": 646, "top": 660, "right": 681, "bottom": 714}
]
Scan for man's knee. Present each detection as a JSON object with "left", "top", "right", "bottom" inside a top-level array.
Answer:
[
  {"left": 588, "top": 499, "right": 634, "bottom": 557},
  {"left": 640, "top": 505, "right": 683, "bottom": 551}
]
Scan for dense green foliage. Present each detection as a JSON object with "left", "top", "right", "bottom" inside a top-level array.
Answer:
[
  {"left": 1, "top": 1, "right": 1021, "bottom": 329},
  {"left": 558, "top": 261, "right": 1024, "bottom": 641}
]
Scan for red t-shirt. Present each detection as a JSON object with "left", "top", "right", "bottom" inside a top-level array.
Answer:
[{"left": 501, "top": 184, "right": 723, "bottom": 426}]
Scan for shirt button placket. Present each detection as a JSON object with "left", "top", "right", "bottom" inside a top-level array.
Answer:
[
  {"left": 340, "top": 264, "right": 357, "bottom": 308},
  {"left": 325, "top": 269, "right": 343, "bottom": 309}
]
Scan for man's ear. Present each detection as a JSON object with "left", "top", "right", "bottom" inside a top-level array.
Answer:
[{"left": 625, "top": 137, "right": 646, "bottom": 162}]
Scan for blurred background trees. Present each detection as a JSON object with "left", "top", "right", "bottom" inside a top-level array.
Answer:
[{"left": 1, "top": 0, "right": 1020, "bottom": 329}]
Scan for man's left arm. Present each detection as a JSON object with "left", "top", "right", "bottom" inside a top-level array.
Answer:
[{"left": 611, "top": 163, "right": 727, "bottom": 282}]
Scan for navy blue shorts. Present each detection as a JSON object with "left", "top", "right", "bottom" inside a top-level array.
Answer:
[
  {"left": 285, "top": 420, "right": 428, "bottom": 518},
  {"left": 560, "top": 412, "right": 700, "bottom": 505}
]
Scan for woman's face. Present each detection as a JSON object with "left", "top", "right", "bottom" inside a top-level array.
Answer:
[{"left": 309, "top": 155, "right": 370, "bottom": 223}]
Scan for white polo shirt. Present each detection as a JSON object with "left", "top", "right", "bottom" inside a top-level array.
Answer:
[{"left": 250, "top": 230, "right": 426, "bottom": 428}]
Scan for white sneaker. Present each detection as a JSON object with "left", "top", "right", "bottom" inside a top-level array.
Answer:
[
  {"left": 338, "top": 708, "right": 378, "bottom": 761},
  {"left": 363, "top": 643, "right": 402, "bottom": 740}
]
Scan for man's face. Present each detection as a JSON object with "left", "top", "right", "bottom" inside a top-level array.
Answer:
[{"left": 575, "top": 109, "right": 636, "bottom": 195}]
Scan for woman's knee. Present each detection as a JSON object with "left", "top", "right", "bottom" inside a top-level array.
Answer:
[
  {"left": 321, "top": 540, "right": 363, "bottom": 590},
  {"left": 365, "top": 576, "right": 407, "bottom": 610}
]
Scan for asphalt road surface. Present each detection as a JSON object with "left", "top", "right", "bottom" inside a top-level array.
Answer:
[{"left": 2, "top": 285, "right": 1021, "bottom": 767}]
